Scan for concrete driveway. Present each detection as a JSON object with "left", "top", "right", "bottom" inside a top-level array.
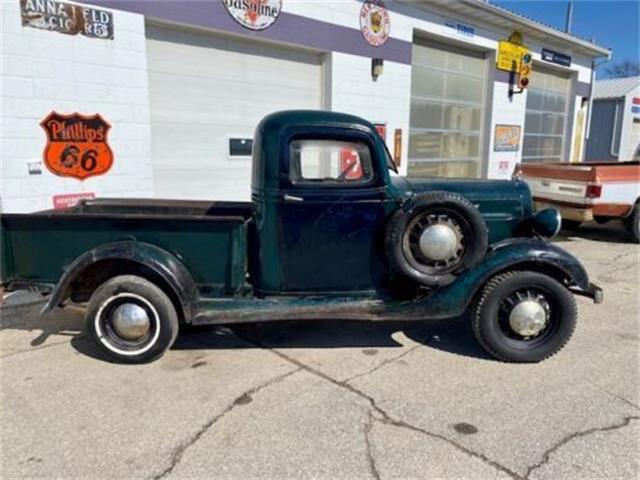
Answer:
[{"left": 1, "top": 223, "right": 638, "bottom": 479}]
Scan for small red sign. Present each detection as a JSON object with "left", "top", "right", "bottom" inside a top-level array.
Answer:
[
  {"left": 53, "top": 192, "right": 95, "bottom": 209},
  {"left": 633, "top": 97, "right": 640, "bottom": 105},
  {"left": 340, "top": 149, "right": 364, "bottom": 180},
  {"left": 374, "top": 123, "right": 387, "bottom": 142},
  {"left": 41, "top": 112, "right": 113, "bottom": 181}
]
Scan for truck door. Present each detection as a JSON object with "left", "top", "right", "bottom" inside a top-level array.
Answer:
[{"left": 278, "top": 135, "right": 389, "bottom": 293}]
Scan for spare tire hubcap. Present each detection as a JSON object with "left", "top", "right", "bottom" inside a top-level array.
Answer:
[{"left": 419, "top": 224, "right": 459, "bottom": 261}]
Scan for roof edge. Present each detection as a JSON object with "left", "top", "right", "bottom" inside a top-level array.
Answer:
[{"left": 462, "top": 0, "right": 611, "bottom": 58}]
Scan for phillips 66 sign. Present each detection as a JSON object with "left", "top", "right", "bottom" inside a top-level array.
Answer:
[{"left": 40, "top": 112, "right": 114, "bottom": 180}]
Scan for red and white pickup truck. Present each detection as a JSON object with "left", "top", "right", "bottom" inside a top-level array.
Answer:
[{"left": 515, "top": 161, "right": 640, "bottom": 243}]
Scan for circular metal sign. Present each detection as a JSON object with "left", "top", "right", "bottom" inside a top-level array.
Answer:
[
  {"left": 360, "top": 0, "right": 390, "bottom": 47},
  {"left": 222, "top": 0, "right": 282, "bottom": 31}
]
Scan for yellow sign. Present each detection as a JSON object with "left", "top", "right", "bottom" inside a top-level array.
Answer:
[{"left": 497, "top": 41, "right": 529, "bottom": 72}]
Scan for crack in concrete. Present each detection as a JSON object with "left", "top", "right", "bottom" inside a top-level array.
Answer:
[
  {"left": 233, "top": 332, "right": 521, "bottom": 479},
  {"left": 607, "top": 250, "right": 639, "bottom": 264},
  {"left": 150, "top": 367, "right": 301, "bottom": 480},
  {"left": 598, "top": 260, "right": 640, "bottom": 278},
  {"left": 344, "top": 344, "right": 421, "bottom": 384},
  {"left": 523, "top": 416, "right": 640, "bottom": 479},
  {"left": 587, "top": 381, "right": 640, "bottom": 410},
  {"left": 364, "top": 410, "right": 381, "bottom": 480}
]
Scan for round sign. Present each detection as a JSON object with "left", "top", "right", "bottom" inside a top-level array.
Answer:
[
  {"left": 222, "top": 0, "right": 282, "bottom": 31},
  {"left": 360, "top": 0, "right": 390, "bottom": 47}
]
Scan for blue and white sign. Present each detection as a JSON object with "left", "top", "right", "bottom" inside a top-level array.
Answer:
[
  {"left": 444, "top": 17, "right": 475, "bottom": 39},
  {"left": 541, "top": 48, "right": 572, "bottom": 67}
]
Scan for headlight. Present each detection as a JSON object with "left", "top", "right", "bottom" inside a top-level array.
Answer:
[{"left": 530, "top": 208, "right": 562, "bottom": 238}]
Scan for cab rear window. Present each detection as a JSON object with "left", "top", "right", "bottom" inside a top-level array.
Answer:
[{"left": 289, "top": 139, "right": 374, "bottom": 185}]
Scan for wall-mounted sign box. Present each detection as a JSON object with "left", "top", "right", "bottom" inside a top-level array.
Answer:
[
  {"left": 20, "top": 0, "right": 114, "bottom": 39},
  {"left": 494, "top": 124, "right": 521, "bottom": 152},
  {"left": 541, "top": 48, "right": 571, "bottom": 67},
  {"left": 497, "top": 41, "right": 528, "bottom": 72}
]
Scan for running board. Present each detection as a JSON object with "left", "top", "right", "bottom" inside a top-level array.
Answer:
[{"left": 190, "top": 296, "right": 444, "bottom": 325}]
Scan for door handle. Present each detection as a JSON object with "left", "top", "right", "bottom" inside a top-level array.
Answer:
[{"left": 283, "top": 194, "right": 304, "bottom": 202}]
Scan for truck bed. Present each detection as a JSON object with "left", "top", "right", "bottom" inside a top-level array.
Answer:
[{"left": 1, "top": 198, "right": 253, "bottom": 295}]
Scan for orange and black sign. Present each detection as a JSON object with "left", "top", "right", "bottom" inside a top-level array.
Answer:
[{"left": 40, "top": 112, "right": 113, "bottom": 180}]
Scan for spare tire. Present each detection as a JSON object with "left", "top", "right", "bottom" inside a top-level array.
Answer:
[{"left": 386, "top": 191, "right": 488, "bottom": 287}]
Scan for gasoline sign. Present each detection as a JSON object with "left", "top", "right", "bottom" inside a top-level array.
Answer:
[
  {"left": 222, "top": 0, "right": 282, "bottom": 31},
  {"left": 40, "top": 112, "right": 113, "bottom": 181}
]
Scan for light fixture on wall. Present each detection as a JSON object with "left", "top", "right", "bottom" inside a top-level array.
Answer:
[{"left": 371, "top": 58, "right": 384, "bottom": 81}]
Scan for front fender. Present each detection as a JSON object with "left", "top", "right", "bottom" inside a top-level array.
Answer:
[
  {"left": 413, "top": 238, "right": 598, "bottom": 319},
  {"left": 42, "top": 241, "right": 199, "bottom": 320}
]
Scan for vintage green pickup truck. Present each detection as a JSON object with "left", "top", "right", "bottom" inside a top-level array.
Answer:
[{"left": 1, "top": 111, "right": 601, "bottom": 364}]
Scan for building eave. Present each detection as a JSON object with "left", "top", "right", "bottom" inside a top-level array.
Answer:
[{"left": 400, "top": 0, "right": 612, "bottom": 59}]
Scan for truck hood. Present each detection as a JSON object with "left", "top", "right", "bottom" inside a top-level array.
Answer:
[{"left": 391, "top": 176, "right": 534, "bottom": 243}]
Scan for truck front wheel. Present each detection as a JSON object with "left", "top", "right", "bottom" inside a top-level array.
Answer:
[
  {"left": 472, "top": 271, "right": 576, "bottom": 363},
  {"left": 85, "top": 275, "right": 179, "bottom": 363}
]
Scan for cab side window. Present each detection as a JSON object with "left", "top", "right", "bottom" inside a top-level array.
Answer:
[{"left": 289, "top": 139, "right": 374, "bottom": 185}]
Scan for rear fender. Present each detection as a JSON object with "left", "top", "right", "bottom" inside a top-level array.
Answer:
[
  {"left": 42, "top": 241, "right": 199, "bottom": 321},
  {"left": 418, "top": 238, "right": 593, "bottom": 318}
]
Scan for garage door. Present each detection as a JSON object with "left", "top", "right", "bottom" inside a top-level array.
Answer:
[
  {"left": 408, "top": 38, "right": 488, "bottom": 178},
  {"left": 522, "top": 68, "right": 571, "bottom": 162},
  {"left": 146, "top": 24, "right": 322, "bottom": 200}
]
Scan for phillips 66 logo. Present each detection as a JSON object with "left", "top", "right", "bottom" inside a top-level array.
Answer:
[{"left": 40, "top": 112, "right": 113, "bottom": 180}]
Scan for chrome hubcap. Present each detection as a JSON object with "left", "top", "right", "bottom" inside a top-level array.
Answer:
[
  {"left": 508, "top": 298, "right": 548, "bottom": 337},
  {"left": 111, "top": 303, "right": 151, "bottom": 341},
  {"left": 419, "top": 223, "right": 460, "bottom": 261},
  {"left": 404, "top": 213, "right": 464, "bottom": 272}
]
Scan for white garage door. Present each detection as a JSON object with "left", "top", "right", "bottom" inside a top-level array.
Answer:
[{"left": 146, "top": 24, "right": 322, "bottom": 200}]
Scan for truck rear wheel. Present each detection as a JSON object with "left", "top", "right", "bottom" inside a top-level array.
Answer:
[
  {"left": 472, "top": 271, "right": 576, "bottom": 363},
  {"left": 386, "top": 191, "right": 488, "bottom": 287},
  {"left": 623, "top": 202, "right": 640, "bottom": 243},
  {"left": 85, "top": 275, "right": 179, "bottom": 364}
]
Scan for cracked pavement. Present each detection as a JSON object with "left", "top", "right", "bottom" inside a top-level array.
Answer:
[{"left": 1, "top": 223, "right": 639, "bottom": 479}]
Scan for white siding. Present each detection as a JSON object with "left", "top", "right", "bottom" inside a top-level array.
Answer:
[
  {"left": 145, "top": 25, "right": 322, "bottom": 201},
  {"left": 328, "top": 52, "right": 412, "bottom": 176},
  {"left": 0, "top": 1, "right": 153, "bottom": 213}
]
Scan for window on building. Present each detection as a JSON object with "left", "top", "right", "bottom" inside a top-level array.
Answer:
[
  {"left": 228, "top": 137, "right": 253, "bottom": 158},
  {"left": 408, "top": 38, "right": 487, "bottom": 178},
  {"left": 289, "top": 139, "right": 374, "bottom": 185},
  {"left": 522, "top": 68, "right": 571, "bottom": 162}
]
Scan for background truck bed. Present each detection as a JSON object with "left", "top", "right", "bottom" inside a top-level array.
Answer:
[
  {"left": 1, "top": 198, "right": 252, "bottom": 296},
  {"left": 516, "top": 161, "right": 640, "bottom": 221}
]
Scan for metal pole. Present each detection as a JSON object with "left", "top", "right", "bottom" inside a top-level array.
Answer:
[{"left": 565, "top": 1, "right": 573, "bottom": 33}]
